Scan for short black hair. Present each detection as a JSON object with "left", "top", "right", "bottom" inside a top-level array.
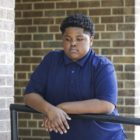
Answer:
[{"left": 60, "top": 14, "right": 95, "bottom": 36}]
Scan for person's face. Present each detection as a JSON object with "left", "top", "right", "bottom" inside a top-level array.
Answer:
[{"left": 62, "top": 27, "right": 94, "bottom": 61}]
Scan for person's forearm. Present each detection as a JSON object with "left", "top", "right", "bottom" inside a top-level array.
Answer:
[
  {"left": 57, "top": 99, "right": 115, "bottom": 114},
  {"left": 24, "top": 93, "right": 53, "bottom": 115}
]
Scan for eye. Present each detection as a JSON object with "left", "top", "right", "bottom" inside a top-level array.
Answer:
[
  {"left": 64, "top": 37, "right": 71, "bottom": 42},
  {"left": 77, "top": 38, "right": 84, "bottom": 42}
]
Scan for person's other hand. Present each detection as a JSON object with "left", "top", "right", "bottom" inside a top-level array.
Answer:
[{"left": 41, "top": 105, "right": 71, "bottom": 134}]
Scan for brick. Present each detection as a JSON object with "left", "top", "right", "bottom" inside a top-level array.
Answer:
[
  {"left": 125, "top": 81, "right": 135, "bottom": 88},
  {"left": 0, "top": 65, "right": 14, "bottom": 74},
  {"left": 17, "top": 73, "right": 27, "bottom": 79},
  {"left": 56, "top": 2, "right": 77, "bottom": 9},
  {"left": 16, "top": 19, "right": 32, "bottom": 25},
  {"left": 33, "top": 18, "right": 54, "bottom": 25},
  {"left": 55, "top": 17, "right": 65, "bottom": 24},
  {"left": 15, "top": 96, "right": 25, "bottom": 104},
  {"left": 114, "top": 64, "right": 123, "bottom": 71},
  {"left": 55, "top": 34, "right": 62, "bottom": 40},
  {"left": 113, "top": 7, "right": 134, "bottom": 15},
  {"left": 125, "top": 16, "right": 134, "bottom": 22},
  {"left": 101, "top": 32, "right": 123, "bottom": 39},
  {"left": 106, "top": 24, "right": 116, "bottom": 31},
  {"left": 45, "top": 10, "right": 65, "bottom": 17},
  {"left": 18, "top": 112, "right": 32, "bottom": 119},
  {"left": 89, "top": 9, "right": 111, "bottom": 16},
  {"left": 101, "top": 16, "right": 123, "bottom": 23},
  {"left": 117, "top": 72, "right": 134, "bottom": 80},
  {"left": 95, "top": 25, "right": 105, "bottom": 31},
  {"left": 15, "top": 57, "right": 20, "bottom": 63},
  {"left": 34, "top": 3, "right": 54, "bottom": 9},
  {"left": 15, "top": 49, "right": 31, "bottom": 56},
  {"left": 28, "top": 26, "right": 37, "bottom": 32},
  {"left": 91, "top": 17, "right": 99, "bottom": 24},
  {"left": 101, "top": 48, "right": 123, "bottom": 55},
  {"left": 28, "top": 121, "right": 37, "bottom": 127},
  {"left": 50, "top": 26, "right": 59, "bottom": 32},
  {"left": 16, "top": 4, "right": 32, "bottom": 10},
  {"left": 15, "top": 64, "right": 31, "bottom": 71},
  {"left": 123, "top": 124, "right": 134, "bottom": 131},
  {"left": 32, "top": 49, "right": 52, "bottom": 56},
  {"left": 23, "top": 11, "right": 43, "bottom": 17},
  {"left": 38, "top": 26, "right": 48, "bottom": 32},
  {"left": 32, "top": 129, "right": 48, "bottom": 136},
  {"left": 118, "top": 24, "right": 134, "bottom": 31},
  {"left": 0, "top": 0, "right": 15, "bottom": 8},
  {"left": 117, "top": 97, "right": 124, "bottom": 105},
  {"left": 0, "top": 54, "right": 6, "bottom": 64},
  {"left": 102, "top": 0, "right": 124, "bottom": 7},
  {"left": 0, "top": 121, "right": 10, "bottom": 131},
  {"left": 125, "top": 64, "right": 134, "bottom": 71},
  {"left": 5, "top": 76, "right": 14, "bottom": 86},
  {"left": 33, "top": 114, "right": 42, "bottom": 119},
  {"left": 125, "top": 48, "right": 134, "bottom": 55},
  {"left": 66, "top": 10, "right": 87, "bottom": 15},
  {"left": 33, "top": 34, "right": 53, "bottom": 40},
  {"left": 19, "top": 128, "right": 31, "bottom": 136},
  {"left": 113, "top": 56, "right": 134, "bottom": 63},
  {"left": 23, "top": 0, "right": 43, "bottom": 2},
  {"left": 0, "top": 99, "right": 6, "bottom": 108},
  {"left": 93, "top": 41, "right": 110, "bottom": 47},
  {"left": 0, "top": 110, "right": 10, "bottom": 119},
  {"left": 125, "top": 32, "right": 134, "bottom": 39},
  {"left": 125, "top": 0, "right": 134, "bottom": 6},
  {"left": 44, "top": 41, "right": 63, "bottom": 48},
  {"left": 19, "top": 120, "right": 27, "bottom": 127},
  {"left": 16, "top": 27, "right": 27, "bottom": 33},
  {"left": 0, "top": 20, "right": 14, "bottom": 31},
  {"left": 15, "top": 34, "right": 32, "bottom": 41},
  {"left": 94, "top": 33, "right": 99, "bottom": 39},
  {"left": 113, "top": 40, "right": 134, "bottom": 47},
  {"left": 122, "top": 106, "right": 134, "bottom": 114},
  {"left": 79, "top": 1, "right": 100, "bottom": 7},
  {"left": 118, "top": 81, "right": 124, "bottom": 88},
  {"left": 21, "top": 57, "right": 42, "bottom": 63},
  {"left": 0, "top": 132, "right": 10, "bottom": 140},
  {"left": 15, "top": 80, "right": 28, "bottom": 87},
  {"left": 21, "top": 42, "right": 41, "bottom": 48}
]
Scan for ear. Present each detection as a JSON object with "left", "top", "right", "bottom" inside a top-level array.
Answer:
[{"left": 90, "top": 36, "right": 94, "bottom": 46}]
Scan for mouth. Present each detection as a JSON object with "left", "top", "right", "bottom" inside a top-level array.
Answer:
[{"left": 69, "top": 48, "right": 78, "bottom": 53}]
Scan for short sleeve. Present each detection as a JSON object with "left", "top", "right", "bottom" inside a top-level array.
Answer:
[
  {"left": 94, "top": 58, "right": 118, "bottom": 105},
  {"left": 24, "top": 52, "right": 52, "bottom": 97}
]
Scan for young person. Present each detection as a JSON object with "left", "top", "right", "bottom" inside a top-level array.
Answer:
[{"left": 24, "top": 14, "right": 126, "bottom": 140}]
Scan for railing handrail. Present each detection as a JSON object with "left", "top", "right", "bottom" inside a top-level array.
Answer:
[{"left": 10, "top": 103, "right": 140, "bottom": 140}]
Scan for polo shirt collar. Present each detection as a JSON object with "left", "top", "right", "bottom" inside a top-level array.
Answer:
[{"left": 64, "top": 49, "right": 92, "bottom": 67}]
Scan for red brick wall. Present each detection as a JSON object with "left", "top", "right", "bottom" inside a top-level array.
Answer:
[{"left": 15, "top": 0, "right": 135, "bottom": 139}]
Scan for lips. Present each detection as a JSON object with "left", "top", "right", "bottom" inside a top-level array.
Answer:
[{"left": 69, "top": 48, "right": 78, "bottom": 53}]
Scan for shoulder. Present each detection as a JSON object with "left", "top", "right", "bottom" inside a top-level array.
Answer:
[
  {"left": 90, "top": 52, "right": 115, "bottom": 73},
  {"left": 43, "top": 50, "right": 64, "bottom": 62}
]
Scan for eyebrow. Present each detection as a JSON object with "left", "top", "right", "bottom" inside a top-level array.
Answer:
[{"left": 63, "top": 34, "right": 85, "bottom": 38}]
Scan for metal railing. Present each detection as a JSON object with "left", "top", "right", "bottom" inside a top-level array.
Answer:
[{"left": 10, "top": 104, "right": 140, "bottom": 140}]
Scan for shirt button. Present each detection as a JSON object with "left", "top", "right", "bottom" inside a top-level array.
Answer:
[{"left": 72, "top": 70, "right": 75, "bottom": 74}]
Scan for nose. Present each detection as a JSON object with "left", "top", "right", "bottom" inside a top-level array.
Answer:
[{"left": 71, "top": 40, "right": 76, "bottom": 46}]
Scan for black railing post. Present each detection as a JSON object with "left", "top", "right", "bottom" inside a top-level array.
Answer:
[{"left": 10, "top": 107, "right": 18, "bottom": 140}]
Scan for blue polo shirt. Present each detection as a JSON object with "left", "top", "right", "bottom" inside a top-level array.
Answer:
[{"left": 25, "top": 49, "right": 126, "bottom": 140}]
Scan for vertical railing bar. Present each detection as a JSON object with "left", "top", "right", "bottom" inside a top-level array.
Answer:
[{"left": 10, "top": 108, "right": 18, "bottom": 140}]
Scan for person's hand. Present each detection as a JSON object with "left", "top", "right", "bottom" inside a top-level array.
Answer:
[{"left": 41, "top": 105, "right": 71, "bottom": 134}]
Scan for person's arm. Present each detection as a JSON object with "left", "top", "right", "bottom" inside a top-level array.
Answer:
[
  {"left": 24, "top": 93, "right": 71, "bottom": 134},
  {"left": 57, "top": 99, "right": 115, "bottom": 114}
]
